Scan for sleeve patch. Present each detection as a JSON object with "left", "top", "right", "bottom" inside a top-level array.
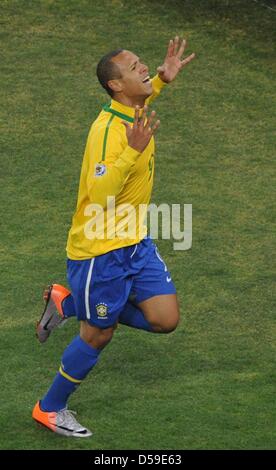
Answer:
[{"left": 95, "top": 163, "right": 107, "bottom": 177}]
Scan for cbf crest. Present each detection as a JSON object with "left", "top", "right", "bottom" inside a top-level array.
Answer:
[{"left": 96, "top": 302, "right": 108, "bottom": 318}]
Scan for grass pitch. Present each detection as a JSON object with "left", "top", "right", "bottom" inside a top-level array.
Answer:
[{"left": 1, "top": 0, "right": 275, "bottom": 450}]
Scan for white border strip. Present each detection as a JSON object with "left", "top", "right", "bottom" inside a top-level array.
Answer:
[
  {"left": 155, "top": 247, "right": 168, "bottom": 272},
  {"left": 130, "top": 244, "right": 137, "bottom": 258},
  {"left": 85, "top": 258, "right": 95, "bottom": 320}
]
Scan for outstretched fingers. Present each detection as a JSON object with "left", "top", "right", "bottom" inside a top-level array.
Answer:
[
  {"left": 124, "top": 106, "right": 160, "bottom": 152},
  {"left": 176, "top": 39, "right": 186, "bottom": 59},
  {"left": 139, "top": 105, "right": 148, "bottom": 128},
  {"left": 151, "top": 118, "right": 160, "bottom": 134},
  {"left": 133, "top": 105, "right": 140, "bottom": 129},
  {"left": 138, "top": 106, "right": 160, "bottom": 136},
  {"left": 181, "top": 52, "right": 196, "bottom": 67},
  {"left": 136, "top": 105, "right": 160, "bottom": 136},
  {"left": 173, "top": 36, "right": 179, "bottom": 55},
  {"left": 145, "top": 110, "right": 160, "bottom": 134},
  {"left": 145, "top": 110, "right": 156, "bottom": 133},
  {"left": 166, "top": 39, "right": 174, "bottom": 58}
]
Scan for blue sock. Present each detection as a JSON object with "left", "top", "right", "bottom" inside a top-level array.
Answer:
[
  {"left": 62, "top": 294, "right": 76, "bottom": 318},
  {"left": 40, "top": 335, "right": 100, "bottom": 412},
  {"left": 119, "top": 301, "right": 153, "bottom": 332}
]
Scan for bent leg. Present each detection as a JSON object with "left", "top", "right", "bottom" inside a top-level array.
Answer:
[
  {"left": 128, "top": 242, "right": 178, "bottom": 334},
  {"left": 80, "top": 320, "right": 116, "bottom": 349},
  {"left": 138, "top": 294, "right": 180, "bottom": 333},
  {"left": 119, "top": 301, "right": 153, "bottom": 332}
]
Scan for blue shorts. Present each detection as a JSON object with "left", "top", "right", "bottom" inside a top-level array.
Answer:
[{"left": 67, "top": 237, "right": 176, "bottom": 328}]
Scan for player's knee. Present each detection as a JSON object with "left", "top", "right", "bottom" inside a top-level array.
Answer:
[
  {"left": 153, "top": 309, "right": 180, "bottom": 334},
  {"left": 160, "top": 317, "right": 179, "bottom": 333},
  {"left": 80, "top": 322, "right": 115, "bottom": 349},
  {"left": 84, "top": 328, "right": 114, "bottom": 349}
]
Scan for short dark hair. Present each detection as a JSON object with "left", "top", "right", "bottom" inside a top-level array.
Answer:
[{"left": 96, "top": 49, "right": 124, "bottom": 97}]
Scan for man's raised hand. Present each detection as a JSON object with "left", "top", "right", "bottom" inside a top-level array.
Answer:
[
  {"left": 122, "top": 105, "right": 160, "bottom": 153},
  {"left": 157, "top": 36, "right": 195, "bottom": 84}
]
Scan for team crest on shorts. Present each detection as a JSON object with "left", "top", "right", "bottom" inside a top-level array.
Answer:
[
  {"left": 95, "top": 163, "right": 107, "bottom": 177},
  {"left": 96, "top": 302, "right": 108, "bottom": 318}
]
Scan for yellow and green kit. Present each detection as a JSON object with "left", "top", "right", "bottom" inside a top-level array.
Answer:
[{"left": 66, "top": 75, "right": 166, "bottom": 260}]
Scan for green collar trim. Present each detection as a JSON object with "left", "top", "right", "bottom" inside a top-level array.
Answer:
[
  {"left": 103, "top": 104, "right": 134, "bottom": 123},
  {"left": 102, "top": 114, "right": 115, "bottom": 161}
]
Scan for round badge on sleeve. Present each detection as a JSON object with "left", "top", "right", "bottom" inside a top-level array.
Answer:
[{"left": 95, "top": 163, "right": 107, "bottom": 177}]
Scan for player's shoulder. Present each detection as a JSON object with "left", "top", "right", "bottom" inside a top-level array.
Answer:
[{"left": 90, "top": 108, "right": 126, "bottom": 141}]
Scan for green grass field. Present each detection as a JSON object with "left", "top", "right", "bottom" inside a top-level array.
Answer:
[{"left": 1, "top": 0, "right": 275, "bottom": 450}]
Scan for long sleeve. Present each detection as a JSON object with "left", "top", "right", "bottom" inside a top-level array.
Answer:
[
  {"left": 146, "top": 74, "right": 167, "bottom": 106},
  {"left": 86, "top": 125, "right": 141, "bottom": 208}
]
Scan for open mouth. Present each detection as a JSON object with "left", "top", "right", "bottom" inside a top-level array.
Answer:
[{"left": 142, "top": 75, "right": 150, "bottom": 83}]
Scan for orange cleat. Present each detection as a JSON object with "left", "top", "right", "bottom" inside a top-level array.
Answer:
[
  {"left": 32, "top": 401, "right": 92, "bottom": 437},
  {"left": 36, "top": 284, "right": 70, "bottom": 343}
]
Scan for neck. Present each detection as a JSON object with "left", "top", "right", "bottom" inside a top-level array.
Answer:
[{"left": 112, "top": 94, "right": 146, "bottom": 108}]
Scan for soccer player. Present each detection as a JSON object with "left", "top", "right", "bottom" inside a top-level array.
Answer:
[{"left": 33, "top": 37, "right": 195, "bottom": 437}]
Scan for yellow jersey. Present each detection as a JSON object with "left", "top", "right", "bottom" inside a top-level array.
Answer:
[{"left": 66, "top": 75, "right": 166, "bottom": 260}]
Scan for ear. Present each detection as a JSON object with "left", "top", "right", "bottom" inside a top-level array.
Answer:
[{"left": 107, "top": 79, "right": 123, "bottom": 94}]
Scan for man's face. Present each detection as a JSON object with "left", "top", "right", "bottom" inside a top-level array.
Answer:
[{"left": 110, "top": 50, "right": 152, "bottom": 101}]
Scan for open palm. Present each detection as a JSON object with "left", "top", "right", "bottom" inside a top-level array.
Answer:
[{"left": 157, "top": 36, "right": 195, "bottom": 83}]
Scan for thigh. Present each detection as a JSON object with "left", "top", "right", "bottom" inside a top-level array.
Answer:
[
  {"left": 131, "top": 244, "right": 177, "bottom": 305},
  {"left": 67, "top": 257, "right": 132, "bottom": 329},
  {"left": 131, "top": 245, "right": 179, "bottom": 331},
  {"left": 138, "top": 293, "right": 179, "bottom": 332}
]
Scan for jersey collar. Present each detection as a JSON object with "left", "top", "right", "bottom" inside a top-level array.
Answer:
[{"left": 103, "top": 99, "right": 140, "bottom": 123}]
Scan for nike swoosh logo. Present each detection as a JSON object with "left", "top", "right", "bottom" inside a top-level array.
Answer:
[
  {"left": 43, "top": 314, "right": 54, "bottom": 330},
  {"left": 166, "top": 276, "right": 172, "bottom": 283},
  {"left": 57, "top": 424, "right": 86, "bottom": 434}
]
